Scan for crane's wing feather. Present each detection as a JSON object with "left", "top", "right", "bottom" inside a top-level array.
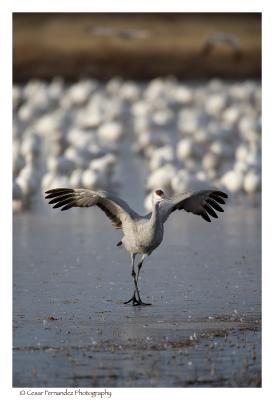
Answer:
[
  {"left": 145, "top": 189, "right": 228, "bottom": 223},
  {"left": 45, "top": 188, "right": 140, "bottom": 230}
]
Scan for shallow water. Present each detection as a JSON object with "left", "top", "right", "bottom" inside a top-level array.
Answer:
[{"left": 13, "top": 197, "right": 261, "bottom": 387}]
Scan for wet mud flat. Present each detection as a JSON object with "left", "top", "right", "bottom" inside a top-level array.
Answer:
[
  {"left": 14, "top": 320, "right": 260, "bottom": 387},
  {"left": 13, "top": 204, "right": 261, "bottom": 387}
]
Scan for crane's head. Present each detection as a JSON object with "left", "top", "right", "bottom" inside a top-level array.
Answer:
[{"left": 152, "top": 189, "right": 165, "bottom": 205}]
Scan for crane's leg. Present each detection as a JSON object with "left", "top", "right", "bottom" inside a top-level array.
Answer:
[
  {"left": 136, "top": 254, "right": 147, "bottom": 282},
  {"left": 124, "top": 253, "right": 140, "bottom": 305},
  {"left": 136, "top": 254, "right": 151, "bottom": 306},
  {"left": 124, "top": 254, "right": 151, "bottom": 306}
]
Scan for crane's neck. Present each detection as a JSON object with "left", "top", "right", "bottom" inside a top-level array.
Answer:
[{"left": 150, "top": 201, "right": 162, "bottom": 229}]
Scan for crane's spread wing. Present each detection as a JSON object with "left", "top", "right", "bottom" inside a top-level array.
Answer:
[
  {"left": 45, "top": 188, "right": 140, "bottom": 230},
  {"left": 147, "top": 189, "right": 228, "bottom": 223}
]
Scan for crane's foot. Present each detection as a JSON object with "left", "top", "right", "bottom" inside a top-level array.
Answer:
[
  {"left": 124, "top": 293, "right": 152, "bottom": 306},
  {"left": 124, "top": 293, "right": 140, "bottom": 305},
  {"left": 134, "top": 299, "right": 152, "bottom": 306}
]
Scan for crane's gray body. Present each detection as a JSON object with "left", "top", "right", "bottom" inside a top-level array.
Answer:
[{"left": 121, "top": 204, "right": 164, "bottom": 255}]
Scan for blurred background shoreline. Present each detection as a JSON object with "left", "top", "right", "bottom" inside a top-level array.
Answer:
[{"left": 13, "top": 13, "right": 261, "bottom": 82}]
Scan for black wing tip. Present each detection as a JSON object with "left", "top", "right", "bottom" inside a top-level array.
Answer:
[
  {"left": 45, "top": 189, "right": 75, "bottom": 200},
  {"left": 49, "top": 202, "right": 71, "bottom": 211},
  {"left": 209, "top": 194, "right": 225, "bottom": 205},
  {"left": 51, "top": 204, "right": 72, "bottom": 211},
  {"left": 206, "top": 198, "right": 224, "bottom": 212},
  {"left": 45, "top": 188, "right": 77, "bottom": 211},
  {"left": 48, "top": 199, "right": 56, "bottom": 205},
  {"left": 200, "top": 211, "right": 211, "bottom": 222},
  {"left": 61, "top": 205, "right": 73, "bottom": 211},
  {"left": 45, "top": 188, "right": 74, "bottom": 194},
  {"left": 204, "top": 204, "right": 218, "bottom": 219},
  {"left": 214, "top": 190, "right": 228, "bottom": 199},
  {"left": 48, "top": 194, "right": 75, "bottom": 204}
]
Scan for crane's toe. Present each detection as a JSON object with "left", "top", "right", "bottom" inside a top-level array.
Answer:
[
  {"left": 124, "top": 293, "right": 152, "bottom": 306},
  {"left": 124, "top": 293, "right": 139, "bottom": 305},
  {"left": 134, "top": 300, "right": 152, "bottom": 306}
]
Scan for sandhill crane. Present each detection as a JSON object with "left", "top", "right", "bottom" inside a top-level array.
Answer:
[{"left": 45, "top": 187, "right": 228, "bottom": 306}]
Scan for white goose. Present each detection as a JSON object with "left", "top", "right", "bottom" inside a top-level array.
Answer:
[{"left": 45, "top": 188, "right": 228, "bottom": 306}]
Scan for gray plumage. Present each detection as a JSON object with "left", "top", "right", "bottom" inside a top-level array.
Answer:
[{"left": 45, "top": 187, "right": 228, "bottom": 305}]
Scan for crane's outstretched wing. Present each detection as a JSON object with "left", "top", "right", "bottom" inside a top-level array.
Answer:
[
  {"left": 45, "top": 188, "right": 140, "bottom": 230},
  {"left": 147, "top": 189, "right": 228, "bottom": 223}
]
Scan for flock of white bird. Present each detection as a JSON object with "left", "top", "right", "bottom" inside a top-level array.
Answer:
[{"left": 13, "top": 77, "right": 261, "bottom": 212}]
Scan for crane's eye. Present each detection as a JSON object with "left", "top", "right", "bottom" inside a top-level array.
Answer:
[{"left": 155, "top": 189, "right": 164, "bottom": 196}]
